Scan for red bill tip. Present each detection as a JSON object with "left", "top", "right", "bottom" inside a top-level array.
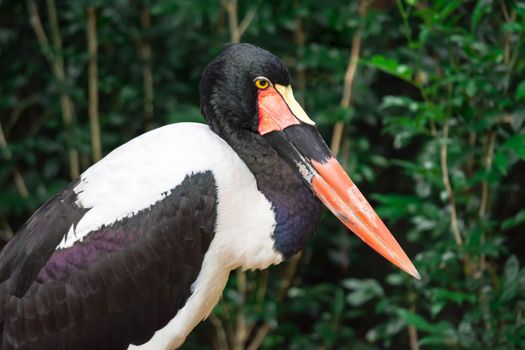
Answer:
[{"left": 311, "top": 157, "right": 420, "bottom": 279}]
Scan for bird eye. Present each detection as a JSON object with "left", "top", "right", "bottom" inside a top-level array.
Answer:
[{"left": 254, "top": 77, "right": 270, "bottom": 89}]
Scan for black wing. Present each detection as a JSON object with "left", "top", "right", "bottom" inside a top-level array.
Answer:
[{"left": 0, "top": 172, "right": 217, "bottom": 350}]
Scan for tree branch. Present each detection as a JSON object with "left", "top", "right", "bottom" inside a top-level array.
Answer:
[
  {"left": 27, "top": 0, "right": 79, "bottom": 179},
  {"left": 238, "top": 5, "right": 257, "bottom": 39},
  {"left": 407, "top": 305, "right": 420, "bottom": 350},
  {"left": 222, "top": 0, "right": 240, "bottom": 43},
  {"left": 233, "top": 270, "right": 248, "bottom": 350},
  {"left": 246, "top": 323, "right": 271, "bottom": 350},
  {"left": 246, "top": 253, "right": 303, "bottom": 350},
  {"left": 440, "top": 121, "right": 463, "bottom": 247},
  {"left": 479, "top": 131, "right": 496, "bottom": 218},
  {"left": 210, "top": 313, "right": 229, "bottom": 350},
  {"left": 440, "top": 122, "right": 477, "bottom": 276},
  {"left": 221, "top": 0, "right": 257, "bottom": 44},
  {"left": 330, "top": 0, "right": 369, "bottom": 156}
]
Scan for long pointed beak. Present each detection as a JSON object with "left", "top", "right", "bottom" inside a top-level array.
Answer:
[{"left": 258, "top": 84, "right": 420, "bottom": 279}]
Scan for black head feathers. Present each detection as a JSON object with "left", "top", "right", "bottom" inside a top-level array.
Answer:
[{"left": 199, "top": 44, "right": 290, "bottom": 132}]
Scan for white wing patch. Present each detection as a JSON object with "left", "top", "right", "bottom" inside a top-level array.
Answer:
[
  {"left": 57, "top": 123, "right": 220, "bottom": 249},
  {"left": 57, "top": 123, "right": 280, "bottom": 268}
]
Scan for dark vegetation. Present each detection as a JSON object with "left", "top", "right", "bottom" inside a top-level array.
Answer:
[{"left": 1, "top": 0, "right": 524, "bottom": 349}]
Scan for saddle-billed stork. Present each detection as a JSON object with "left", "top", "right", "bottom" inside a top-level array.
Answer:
[{"left": 0, "top": 43, "right": 419, "bottom": 349}]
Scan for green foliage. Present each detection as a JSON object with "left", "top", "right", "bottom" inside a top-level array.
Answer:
[{"left": 1, "top": 0, "right": 524, "bottom": 349}]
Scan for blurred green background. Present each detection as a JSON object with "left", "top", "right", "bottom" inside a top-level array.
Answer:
[{"left": 1, "top": 0, "right": 525, "bottom": 349}]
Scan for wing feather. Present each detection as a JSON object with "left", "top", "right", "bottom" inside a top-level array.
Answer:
[{"left": 0, "top": 171, "right": 217, "bottom": 350}]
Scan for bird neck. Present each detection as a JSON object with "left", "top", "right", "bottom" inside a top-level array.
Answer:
[{"left": 210, "top": 122, "right": 323, "bottom": 258}]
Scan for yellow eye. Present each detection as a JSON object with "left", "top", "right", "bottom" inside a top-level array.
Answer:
[{"left": 255, "top": 78, "right": 270, "bottom": 89}]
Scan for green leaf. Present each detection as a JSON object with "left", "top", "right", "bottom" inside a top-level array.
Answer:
[
  {"left": 366, "top": 316, "right": 405, "bottom": 343},
  {"left": 386, "top": 273, "right": 404, "bottom": 286},
  {"left": 332, "top": 288, "right": 345, "bottom": 316},
  {"left": 432, "top": 288, "right": 475, "bottom": 305},
  {"left": 502, "top": 209, "right": 525, "bottom": 230},
  {"left": 502, "top": 22, "right": 524, "bottom": 33},
  {"left": 465, "top": 80, "right": 477, "bottom": 97},
  {"left": 430, "top": 302, "right": 446, "bottom": 317},
  {"left": 515, "top": 80, "right": 525, "bottom": 100},
  {"left": 435, "top": 0, "right": 462, "bottom": 21},
  {"left": 501, "top": 255, "right": 520, "bottom": 301},
  {"left": 504, "top": 255, "right": 519, "bottom": 280},
  {"left": 370, "top": 193, "right": 421, "bottom": 222},
  {"left": 398, "top": 309, "right": 454, "bottom": 335},
  {"left": 419, "top": 335, "right": 453, "bottom": 346},
  {"left": 381, "top": 96, "right": 420, "bottom": 111},
  {"left": 362, "top": 55, "right": 414, "bottom": 82},
  {"left": 471, "top": 0, "right": 491, "bottom": 31},
  {"left": 343, "top": 279, "right": 384, "bottom": 306},
  {"left": 505, "top": 134, "right": 525, "bottom": 158},
  {"left": 494, "top": 151, "right": 510, "bottom": 175}
]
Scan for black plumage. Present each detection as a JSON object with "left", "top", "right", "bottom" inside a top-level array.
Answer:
[
  {"left": 0, "top": 180, "right": 87, "bottom": 297},
  {"left": 0, "top": 172, "right": 217, "bottom": 349}
]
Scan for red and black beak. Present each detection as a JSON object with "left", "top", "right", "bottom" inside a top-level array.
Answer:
[{"left": 258, "top": 83, "right": 420, "bottom": 279}]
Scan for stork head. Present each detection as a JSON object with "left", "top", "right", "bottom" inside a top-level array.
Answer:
[{"left": 200, "top": 43, "right": 420, "bottom": 279}]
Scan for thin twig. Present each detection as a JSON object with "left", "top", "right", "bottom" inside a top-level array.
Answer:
[
  {"left": 46, "top": 0, "right": 62, "bottom": 60},
  {"left": 407, "top": 305, "right": 420, "bottom": 350},
  {"left": 87, "top": 6, "right": 102, "bottom": 162},
  {"left": 499, "top": 0, "right": 511, "bottom": 22},
  {"left": 246, "top": 253, "right": 303, "bottom": 350},
  {"left": 502, "top": 10, "right": 516, "bottom": 66},
  {"left": 233, "top": 270, "right": 248, "bottom": 350},
  {"left": 340, "top": 30, "right": 362, "bottom": 109},
  {"left": 27, "top": 0, "right": 79, "bottom": 179},
  {"left": 48, "top": 0, "right": 79, "bottom": 177},
  {"left": 331, "top": 123, "right": 345, "bottom": 157},
  {"left": 222, "top": 0, "right": 240, "bottom": 43},
  {"left": 210, "top": 313, "right": 229, "bottom": 350},
  {"left": 508, "top": 31, "right": 522, "bottom": 73},
  {"left": 26, "top": 0, "right": 53, "bottom": 64},
  {"left": 276, "top": 253, "right": 302, "bottom": 301},
  {"left": 246, "top": 324, "right": 271, "bottom": 350},
  {"left": 330, "top": 0, "right": 369, "bottom": 156},
  {"left": 221, "top": 0, "right": 257, "bottom": 44},
  {"left": 238, "top": 6, "right": 257, "bottom": 39},
  {"left": 245, "top": 269, "right": 270, "bottom": 338},
  {"left": 440, "top": 122, "right": 463, "bottom": 247},
  {"left": 479, "top": 131, "right": 496, "bottom": 218},
  {"left": 440, "top": 122, "right": 477, "bottom": 276},
  {"left": 478, "top": 130, "right": 496, "bottom": 279},
  {"left": 255, "top": 269, "right": 269, "bottom": 311}
]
